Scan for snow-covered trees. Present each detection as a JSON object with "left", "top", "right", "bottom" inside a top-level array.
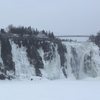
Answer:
[{"left": 89, "top": 32, "right": 100, "bottom": 47}]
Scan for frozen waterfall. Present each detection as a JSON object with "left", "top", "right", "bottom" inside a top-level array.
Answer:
[{"left": 8, "top": 41, "right": 100, "bottom": 80}]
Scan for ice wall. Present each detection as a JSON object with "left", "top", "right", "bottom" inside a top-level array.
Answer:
[{"left": 0, "top": 38, "right": 100, "bottom": 80}]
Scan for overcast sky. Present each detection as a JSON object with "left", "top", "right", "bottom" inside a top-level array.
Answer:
[{"left": 0, "top": 0, "right": 100, "bottom": 35}]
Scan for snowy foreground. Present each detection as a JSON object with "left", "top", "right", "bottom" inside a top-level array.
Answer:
[{"left": 0, "top": 79, "right": 100, "bottom": 100}]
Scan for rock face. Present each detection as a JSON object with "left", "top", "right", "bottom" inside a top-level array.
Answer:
[
  {"left": 0, "top": 33, "right": 100, "bottom": 80},
  {"left": 0, "top": 33, "right": 67, "bottom": 80}
]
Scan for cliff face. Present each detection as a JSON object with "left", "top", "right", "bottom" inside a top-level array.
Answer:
[
  {"left": 0, "top": 33, "right": 67, "bottom": 80},
  {"left": 0, "top": 33, "right": 100, "bottom": 80}
]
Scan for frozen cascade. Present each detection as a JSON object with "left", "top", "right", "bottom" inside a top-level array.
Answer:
[
  {"left": 0, "top": 39, "right": 100, "bottom": 80},
  {"left": 10, "top": 41, "right": 35, "bottom": 79},
  {"left": 38, "top": 45, "right": 65, "bottom": 80},
  {"left": 0, "top": 26, "right": 100, "bottom": 80},
  {"left": 64, "top": 42, "right": 100, "bottom": 79},
  {"left": 9, "top": 41, "right": 100, "bottom": 80}
]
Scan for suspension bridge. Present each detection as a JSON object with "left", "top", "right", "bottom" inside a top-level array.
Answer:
[
  {"left": 56, "top": 35, "right": 90, "bottom": 38},
  {"left": 0, "top": 33, "right": 90, "bottom": 42},
  {"left": 55, "top": 35, "right": 90, "bottom": 42}
]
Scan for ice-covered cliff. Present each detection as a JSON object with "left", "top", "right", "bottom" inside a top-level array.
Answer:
[
  {"left": 0, "top": 33, "right": 100, "bottom": 80},
  {"left": 64, "top": 42, "right": 100, "bottom": 79}
]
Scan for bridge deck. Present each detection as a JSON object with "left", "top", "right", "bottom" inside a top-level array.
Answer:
[
  {"left": 56, "top": 35, "right": 90, "bottom": 37},
  {"left": 0, "top": 34, "right": 91, "bottom": 42}
]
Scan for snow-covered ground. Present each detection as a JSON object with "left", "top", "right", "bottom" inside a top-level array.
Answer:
[{"left": 0, "top": 79, "right": 100, "bottom": 100}]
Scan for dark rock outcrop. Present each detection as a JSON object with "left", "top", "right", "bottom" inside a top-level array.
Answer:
[{"left": 0, "top": 37, "right": 15, "bottom": 75}]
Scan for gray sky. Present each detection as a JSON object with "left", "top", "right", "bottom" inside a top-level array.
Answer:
[{"left": 0, "top": 0, "right": 100, "bottom": 35}]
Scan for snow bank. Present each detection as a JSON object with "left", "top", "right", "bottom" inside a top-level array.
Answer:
[{"left": 0, "top": 80, "right": 100, "bottom": 100}]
